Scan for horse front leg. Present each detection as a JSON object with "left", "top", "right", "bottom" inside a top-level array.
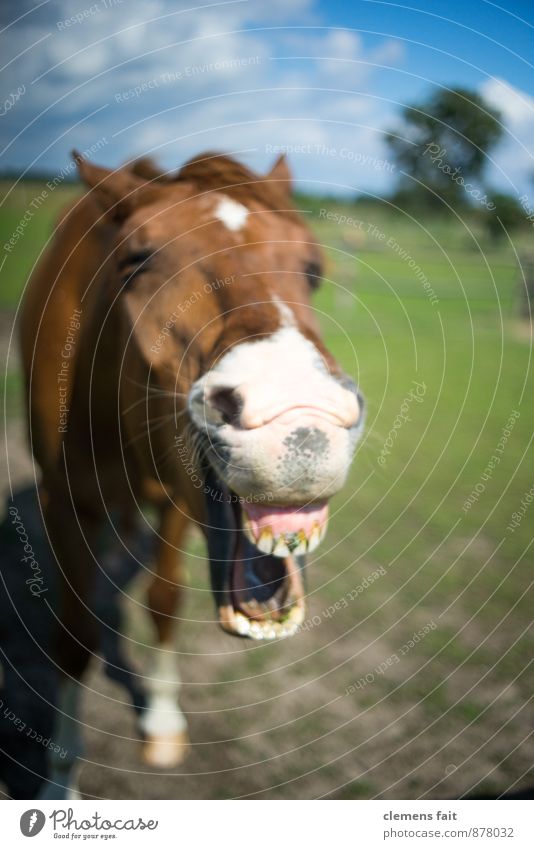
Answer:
[
  {"left": 38, "top": 489, "right": 100, "bottom": 799},
  {"left": 141, "top": 501, "right": 191, "bottom": 767}
]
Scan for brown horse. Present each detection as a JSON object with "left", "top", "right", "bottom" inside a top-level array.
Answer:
[{"left": 19, "top": 151, "right": 364, "bottom": 796}]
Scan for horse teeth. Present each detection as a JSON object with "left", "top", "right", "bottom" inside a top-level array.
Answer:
[
  {"left": 288, "top": 605, "right": 305, "bottom": 625},
  {"left": 308, "top": 523, "right": 321, "bottom": 552},
  {"left": 242, "top": 518, "right": 257, "bottom": 545},
  {"left": 277, "top": 619, "right": 298, "bottom": 638},
  {"left": 273, "top": 536, "right": 290, "bottom": 557},
  {"left": 268, "top": 622, "right": 285, "bottom": 639},
  {"left": 233, "top": 612, "right": 251, "bottom": 635},
  {"left": 252, "top": 525, "right": 324, "bottom": 556},
  {"left": 249, "top": 622, "right": 265, "bottom": 640},
  {"left": 228, "top": 606, "right": 306, "bottom": 641},
  {"left": 256, "top": 528, "right": 274, "bottom": 554},
  {"left": 292, "top": 531, "right": 308, "bottom": 556}
]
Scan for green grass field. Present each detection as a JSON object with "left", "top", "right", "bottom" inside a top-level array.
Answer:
[{"left": 1, "top": 180, "right": 532, "bottom": 798}]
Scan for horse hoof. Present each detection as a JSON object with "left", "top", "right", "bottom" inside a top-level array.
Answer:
[{"left": 142, "top": 730, "right": 190, "bottom": 768}]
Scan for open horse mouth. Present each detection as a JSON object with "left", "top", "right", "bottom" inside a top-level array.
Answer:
[{"left": 203, "top": 468, "right": 327, "bottom": 640}]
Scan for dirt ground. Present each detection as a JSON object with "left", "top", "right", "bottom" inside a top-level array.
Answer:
[{"left": 74, "top": 627, "right": 533, "bottom": 800}]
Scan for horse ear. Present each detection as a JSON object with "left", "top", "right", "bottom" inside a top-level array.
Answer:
[
  {"left": 72, "top": 150, "right": 149, "bottom": 221},
  {"left": 265, "top": 154, "right": 293, "bottom": 193}
]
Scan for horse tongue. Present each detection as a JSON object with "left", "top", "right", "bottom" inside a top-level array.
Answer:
[{"left": 242, "top": 501, "right": 329, "bottom": 555}]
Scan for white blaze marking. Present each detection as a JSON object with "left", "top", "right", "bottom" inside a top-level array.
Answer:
[
  {"left": 213, "top": 196, "right": 248, "bottom": 231},
  {"left": 139, "top": 644, "right": 187, "bottom": 737},
  {"left": 272, "top": 294, "right": 296, "bottom": 328},
  {"left": 198, "top": 327, "right": 328, "bottom": 392}
]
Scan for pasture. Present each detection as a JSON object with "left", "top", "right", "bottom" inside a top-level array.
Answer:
[{"left": 1, "top": 179, "right": 532, "bottom": 799}]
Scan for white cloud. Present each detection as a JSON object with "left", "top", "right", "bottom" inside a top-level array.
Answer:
[
  {"left": 3, "top": 2, "right": 533, "bottom": 200},
  {"left": 370, "top": 38, "right": 404, "bottom": 66},
  {"left": 1, "top": 0, "right": 405, "bottom": 195},
  {"left": 480, "top": 77, "right": 534, "bottom": 191},
  {"left": 481, "top": 77, "right": 534, "bottom": 127},
  {"left": 8, "top": 0, "right": 528, "bottom": 199}
]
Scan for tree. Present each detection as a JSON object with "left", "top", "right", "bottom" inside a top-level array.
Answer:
[
  {"left": 385, "top": 87, "right": 503, "bottom": 208},
  {"left": 483, "top": 192, "right": 526, "bottom": 239}
]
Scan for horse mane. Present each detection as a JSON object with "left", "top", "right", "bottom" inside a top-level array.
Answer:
[
  {"left": 128, "top": 156, "right": 170, "bottom": 182},
  {"left": 175, "top": 152, "right": 298, "bottom": 219},
  {"left": 126, "top": 151, "right": 297, "bottom": 219}
]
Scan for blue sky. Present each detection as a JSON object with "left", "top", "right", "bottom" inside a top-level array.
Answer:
[{"left": 2, "top": 0, "right": 534, "bottom": 196}]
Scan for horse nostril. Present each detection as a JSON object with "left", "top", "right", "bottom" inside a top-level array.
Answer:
[{"left": 209, "top": 386, "right": 243, "bottom": 426}]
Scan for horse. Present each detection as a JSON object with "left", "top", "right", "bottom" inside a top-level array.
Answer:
[{"left": 19, "top": 150, "right": 364, "bottom": 797}]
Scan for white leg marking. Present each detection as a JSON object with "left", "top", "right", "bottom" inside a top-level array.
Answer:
[
  {"left": 140, "top": 643, "right": 186, "bottom": 736},
  {"left": 140, "top": 643, "right": 189, "bottom": 767}
]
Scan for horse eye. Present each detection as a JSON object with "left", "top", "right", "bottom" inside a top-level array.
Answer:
[
  {"left": 118, "top": 249, "right": 153, "bottom": 287},
  {"left": 304, "top": 260, "right": 322, "bottom": 290}
]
